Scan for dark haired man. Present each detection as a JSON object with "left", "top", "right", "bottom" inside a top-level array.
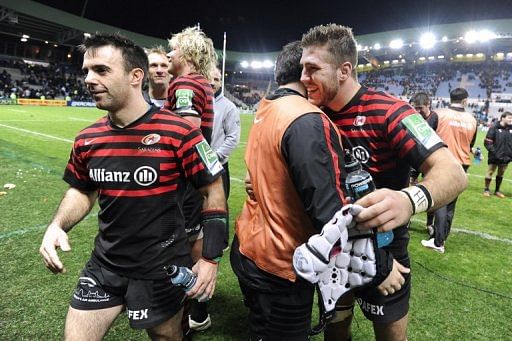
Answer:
[
  {"left": 300, "top": 24, "right": 467, "bottom": 340},
  {"left": 483, "top": 111, "right": 512, "bottom": 197},
  {"left": 39, "top": 33, "right": 226, "bottom": 340},
  {"left": 231, "top": 41, "right": 348, "bottom": 340},
  {"left": 410, "top": 92, "right": 439, "bottom": 235},
  {"left": 421, "top": 88, "right": 477, "bottom": 253}
]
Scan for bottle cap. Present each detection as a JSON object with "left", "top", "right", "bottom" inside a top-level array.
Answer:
[{"left": 164, "top": 265, "right": 178, "bottom": 277}]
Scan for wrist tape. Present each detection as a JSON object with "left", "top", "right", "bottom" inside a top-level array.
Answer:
[
  {"left": 201, "top": 209, "right": 228, "bottom": 261},
  {"left": 400, "top": 184, "right": 433, "bottom": 215}
]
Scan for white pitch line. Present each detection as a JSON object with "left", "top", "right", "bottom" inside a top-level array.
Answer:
[
  {"left": 6, "top": 108, "right": 27, "bottom": 113},
  {"left": 410, "top": 218, "right": 512, "bottom": 244},
  {"left": 69, "top": 117, "right": 94, "bottom": 122},
  {"left": 467, "top": 173, "right": 512, "bottom": 183},
  {"left": 0, "top": 123, "right": 73, "bottom": 143}
]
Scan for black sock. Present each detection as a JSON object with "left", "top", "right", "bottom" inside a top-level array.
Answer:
[
  {"left": 191, "top": 300, "right": 208, "bottom": 322},
  {"left": 495, "top": 176, "right": 503, "bottom": 193},
  {"left": 484, "top": 177, "right": 492, "bottom": 191}
]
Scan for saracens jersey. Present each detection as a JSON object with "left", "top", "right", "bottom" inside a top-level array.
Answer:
[
  {"left": 324, "top": 87, "right": 445, "bottom": 261},
  {"left": 164, "top": 72, "right": 214, "bottom": 143},
  {"left": 63, "top": 106, "right": 223, "bottom": 279},
  {"left": 164, "top": 72, "right": 215, "bottom": 234}
]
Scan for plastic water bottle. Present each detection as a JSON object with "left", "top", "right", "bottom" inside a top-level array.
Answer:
[
  {"left": 345, "top": 156, "right": 394, "bottom": 248},
  {"left": 165, "top": 265, "right": 197, "bottom": 292}
]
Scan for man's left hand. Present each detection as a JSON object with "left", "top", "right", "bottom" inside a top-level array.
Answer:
[
  {"left": 353, "top": 188, "right": 413, "bottom": 232},
  {"left": 188, "top": 258, "right": 219, "bottom": 301}
]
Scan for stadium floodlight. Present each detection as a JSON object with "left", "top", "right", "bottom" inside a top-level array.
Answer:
[
  {"left": 496, "top": 52, "right": 504, "bottom": 57},
  {"left": 20, "top": 38, "right": 27, "bottom": 42},
  {"left": 428, "top": 56, "right": 435, "bottom": 60},
  {"left": 476, "top": 53, "right": 484, "bottom": 57},
  {"left": 366, "top": 63, "right": 372, "bottom": 67},
  {"left": 438, "top": 55, "right": 445, "bottom": 59},
  {"left": 465, "top": 30, "right": 478, "bottom": 43},
  {"left": 478, "top": 29, "right": 496, "bottom": 42},
  {"left": 357, "top": 44, "right": 363, "bottom": 51},
  {"left": 392, "top": 60, "right": 398, "bottom": 64},
  {"left": 419, "top": 32, "right": 436, "bottom": 49},
  {"left": 240, "top": 61, "right": 249, "bottom": 68},
  {"left": 373, "top": 43, "right": 381, "bottom": 50},
  {"left": 251, "top": 61, "right": 263, "bottom": 69},
  {"left": 44, "top": 41, "right": 48, "bottom": 44},
  {"left": 67, "top": 54, "right": 72, "bottom": 58},
  {"left": 389, "top": 39, "right": 403, "bottom": 49},
  {"left": 401, "top": 58, "right": 406, "bottom": 63},
  {"left": 83, "top": 33, "right": 91, "bottom": 38},
  {"left": 456, "top": 54, "right": 463, "bottom": 58},
  {"left": 383, "top": 60, "right": 390, "bottom": 64},
  {"left": 22, "top": 34, "right": 29, "bottom": 39},
  {"left": 442, "top": 36, "right": 448, "bottom": 42},
  {"left": 262, "top": 60, "right": 273, "bottom": 68},
  {"left": 466, "top": 53, "right": 474, "bottom": 57},
  {"left": 419, "top": 57, "right": 426, "bottom": 61}
]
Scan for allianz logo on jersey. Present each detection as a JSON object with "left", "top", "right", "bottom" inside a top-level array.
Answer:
[{"left": 89, "top": 166, "right": 158, "bottom": 186}]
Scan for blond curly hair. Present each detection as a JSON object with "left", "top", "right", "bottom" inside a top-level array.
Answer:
[{"left": 168, "top": 27, "right": 217, "bottom": 81}]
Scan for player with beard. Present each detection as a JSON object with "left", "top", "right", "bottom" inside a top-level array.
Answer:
[{"left": 300, "top": 24, "right": 467, "bottom": 340}]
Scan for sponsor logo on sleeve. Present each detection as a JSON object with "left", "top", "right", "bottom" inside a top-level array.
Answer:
[
  {"left": 195, "top": 140, "right": 223, "bottom": 176},
  {"left": 175, "top": 89, "right": 194, "bottom": 109},
  {"left": 401, "top": 113, "right": 443, "bottom": 149}
]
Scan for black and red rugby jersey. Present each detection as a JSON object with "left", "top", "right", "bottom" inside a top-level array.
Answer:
[
  {"left": 324, "top": 87, "right": 445, "bottom": 191},
  {"left": 164, "top": 72, "right": 214, "bottom": 143},
  {"left": 63, "top": 106, "right": 223, "bottom": 279}
]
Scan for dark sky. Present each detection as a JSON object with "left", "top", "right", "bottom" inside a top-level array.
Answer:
[{"left": 34, "top": 0, "right": 511, "bottom": 52}]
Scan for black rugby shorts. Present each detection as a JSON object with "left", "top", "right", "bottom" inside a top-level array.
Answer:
[{"left": 70, "top": 259, "right": 186, "bottom": 329}]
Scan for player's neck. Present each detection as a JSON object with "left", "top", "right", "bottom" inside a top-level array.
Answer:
[
  {"left": 280, "top": 82, "right": 306, "bottom": 97},
  {"left": 109, "top": 94, "right": 150, "bottom": 128},
  {"left": 329, "top": 79, "right": 361, "bottom": 112},
  {"left": 149, "top": 84, "right": 168, "bottom": 100}
]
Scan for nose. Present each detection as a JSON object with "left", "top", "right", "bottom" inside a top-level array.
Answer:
[
  {"left": 84, "top": 71, "right": 96, "bottom": 85},
  {"left": 300, "top": 68, "right": 309, "bottom": 84}
]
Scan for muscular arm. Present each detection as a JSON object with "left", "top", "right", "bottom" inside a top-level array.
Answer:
[
  {"left": 39, "top": 187, "right": 97, "bottom": 273},
  {"left": 355, "top": 147, "right": 467, "bottom": 231},
  {"left": 418, "top": 147, "right": 468, "bottom": 210}
]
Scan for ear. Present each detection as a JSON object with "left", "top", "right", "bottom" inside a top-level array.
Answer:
[
  {"left": 130, "top": 68, "right": 145, "bottom": 87},
  {"left": 339, "top": 62, "right": 353, "bottom": 81}
]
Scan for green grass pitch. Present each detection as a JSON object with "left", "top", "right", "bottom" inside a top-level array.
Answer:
[{"left": 0, "top": 105, "right": 511, "bottom": 340}]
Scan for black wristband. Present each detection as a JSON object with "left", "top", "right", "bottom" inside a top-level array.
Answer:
[{"left": 201, "top": 209, "right": 228, "bottom": 261}]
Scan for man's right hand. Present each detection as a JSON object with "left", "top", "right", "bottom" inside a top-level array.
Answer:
[
  {"left": 39, "top": 225, "right": 71, "bottom": 274},
  {"left": 377, "top": 259, "right": 410, "bottom": 296}
]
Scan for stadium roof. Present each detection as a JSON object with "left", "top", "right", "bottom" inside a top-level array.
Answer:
[{"left": 1, "top": 0, "right": 512, "bottom": 66}]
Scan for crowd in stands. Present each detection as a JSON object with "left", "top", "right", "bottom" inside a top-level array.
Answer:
[
  {"left": 2, "top": 56, "right": 512, "bottom": 115},
  {"left": 0, "top": 58, "right": 91, "bottom": 101},
  {"left": 360, "top": 62, "right": 512, "bottom": 100}
]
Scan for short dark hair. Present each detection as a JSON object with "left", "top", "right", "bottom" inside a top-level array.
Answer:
[
  {"left": 410, "top": 92, "right": 430, "bottom": 106},
  {"left": 79, "top": 32, "right": 148, "bottom": 85},
  {"left": 450, "top": 88, "right": 469, "bottom": 103},
  {"left": 301, "top": 24, "right": 358, "bottom": 77},
  {"left": 275, "top": 41, "right": 303, "bottom": 86},
  {"left": 501, "top": 111, "right": 512, "bottom": 119}
]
